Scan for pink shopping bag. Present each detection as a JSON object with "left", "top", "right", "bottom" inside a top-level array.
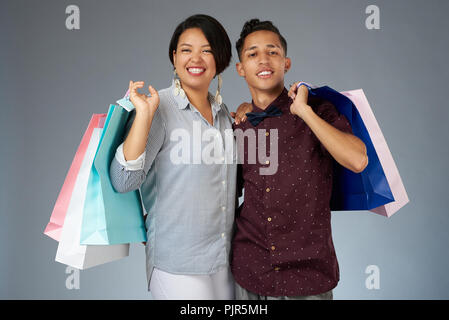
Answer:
[
  {"left": 340, "top": 89, "right": 409, "bottom": 217},
  {"left": 55, "top": 127, "right": 129, "bottom": 269},
  {"left": 44, "top": 114, "right": 107, "bottom": 240}
]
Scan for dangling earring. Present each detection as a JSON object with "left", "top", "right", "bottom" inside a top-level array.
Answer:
[
  {"left": 215, "top": 74, "right": 223, "bottom": 105},
  {"left": 173, "top": 69, "right": 185, "bottom": 97}
]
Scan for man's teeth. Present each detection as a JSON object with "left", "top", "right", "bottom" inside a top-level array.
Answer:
[
  {"left": 188, "top": 68, "right": 205, "bottom": 74},
  {"left": 258, "top": 71, "right": 272, "bottom": 76}
]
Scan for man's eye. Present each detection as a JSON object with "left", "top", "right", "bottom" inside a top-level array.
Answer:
[
  {"left": 248, "top": 52, "right": 256, "bottom": 57},
  {"left": 270, "top": 51, "right": 278, "bottom": 55}
]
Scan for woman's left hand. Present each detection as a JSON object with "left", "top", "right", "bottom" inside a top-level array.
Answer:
[{"left": 231, "top": 102, "right": 253, "bottom": 125}]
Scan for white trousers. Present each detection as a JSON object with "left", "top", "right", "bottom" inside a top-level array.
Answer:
[{"left": 150, "top": 266, "right": 235, "bottom": 300}]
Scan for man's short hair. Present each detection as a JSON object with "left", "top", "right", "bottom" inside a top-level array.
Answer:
[{"left": 235, "top": 18, "right": 287, "bottom": 60}]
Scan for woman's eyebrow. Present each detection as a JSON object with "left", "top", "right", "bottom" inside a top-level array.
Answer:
[{"left": 179, "top": 43, "right": 211, "bottom": 47}]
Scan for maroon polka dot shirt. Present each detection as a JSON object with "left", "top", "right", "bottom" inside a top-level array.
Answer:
[{"left": 231, "top": 88, "right": 353, "bottom": 296}]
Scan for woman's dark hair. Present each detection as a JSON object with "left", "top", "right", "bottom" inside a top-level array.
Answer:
[
  {"left": 169, "top": 14, "right": 232, "bottom": 75},
  {"left": 235, "top": 18, "right": 287, "bottom": 60}
]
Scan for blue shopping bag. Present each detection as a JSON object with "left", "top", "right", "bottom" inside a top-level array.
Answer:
[
  {"left": 80, "top": 104, "right": 147, "bottom": 245},
  {"left": 309, "top": 86, "right": 395, "bottom": 211}
]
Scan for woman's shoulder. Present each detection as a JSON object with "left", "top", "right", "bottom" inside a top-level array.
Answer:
[
  {"left": 157, "top": 85, "right": 172, "bottom": 97},
  {"left": 157, "top": 86, "right": 173, "bottom": 103},
  {"left": 154, "top": 86, "right": 177, "bottom": 115},
  {"left": 218, "top": 101, "right": 233, "bottom": 123}
]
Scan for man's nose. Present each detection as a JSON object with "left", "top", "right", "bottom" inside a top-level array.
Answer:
[{"left": 258, "top": 52, "right": 270, "bottom": 64}]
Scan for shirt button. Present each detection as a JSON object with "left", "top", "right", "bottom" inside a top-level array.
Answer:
[
  {"left": 274, "top": 267, "right": 280, "bottom": 271},
  {"left": 267, "top": 217, "right": 272, "bottom": 222},
  {"left": 221, "top": 233, "right": 225, "bottom": 238},
  {"left": 265, "top": 131, "right": 269, "bottom": 136},
  {"left": 266, "top": 187, "right": 271, "bottom": 192},
  {"left": 222, "top": 180, "right": 226, "bottom": 185},
  {"left": 271, "top": 245, "right": 276, "bottom": 251},
  {"left": 222, "top": 206, "right": 226, "bottom": 211},
  {"left": 265, "top": 160, "right": 270, "bottom": 165}
]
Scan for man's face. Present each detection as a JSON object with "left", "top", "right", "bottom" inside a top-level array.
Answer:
[{"left": 236, "top": 30, "right": 291, "bottom": 93}]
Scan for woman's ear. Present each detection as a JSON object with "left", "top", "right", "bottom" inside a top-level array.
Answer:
[{"left": 172, "top": 50, "right": 177, "bottom": 66}]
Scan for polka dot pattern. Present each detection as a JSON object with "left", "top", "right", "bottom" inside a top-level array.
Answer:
[{"left": 231, "top": 88, "right": 352, "bottom": 296}]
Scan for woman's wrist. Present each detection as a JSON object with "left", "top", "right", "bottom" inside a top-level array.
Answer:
[{"left": 135, "top": 107, "right": 156, "bottom": 121}]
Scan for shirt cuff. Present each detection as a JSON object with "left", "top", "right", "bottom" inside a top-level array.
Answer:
[{"left": 114, "top": 143, "right": 146, "bottom": 171}]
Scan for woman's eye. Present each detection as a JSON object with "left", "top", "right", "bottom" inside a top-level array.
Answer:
[
  {"left": 181, "top": 49, "right": 191, "bottom": 53},
  {"left": 203, "top": 50, "right": 212, "bottom": 54}
]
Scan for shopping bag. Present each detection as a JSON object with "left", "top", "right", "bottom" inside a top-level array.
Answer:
[
  {"left": 44, "top": 114, "right": 107, "bottom": 241},
  {"left": 340, "top": 89, "right": 409, "bottom": 217},
  {"left": 55, "top": 128, "right": 129, "bottom": 269},
  {"left": 309, "top": 86, "right": 408, "bottom": 216},
  {"left": 80, "top": 104, "right": 147, "bottom": 245}
]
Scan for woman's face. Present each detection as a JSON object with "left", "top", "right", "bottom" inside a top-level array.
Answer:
[{"left": 173, "top": 28, "right": 217, "bottom": 93}]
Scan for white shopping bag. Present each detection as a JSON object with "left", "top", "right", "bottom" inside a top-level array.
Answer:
[
  {"left": 55, "top": 128, "right": 129, "bottom": 269},
  {"left": 340, "top": 89, "right": 409, "bottom": 217}
]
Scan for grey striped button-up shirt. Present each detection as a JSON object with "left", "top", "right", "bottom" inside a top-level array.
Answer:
[{"left": 109, "top": 81, "right": 237, "bottom": 289}]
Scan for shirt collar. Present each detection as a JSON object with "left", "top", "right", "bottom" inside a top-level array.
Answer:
[
  {"left": 170, "top": 80, "right": 223, "bottom": 114},
  {"left": 251, "top": 87, "right": 291, "bottom": 112}
]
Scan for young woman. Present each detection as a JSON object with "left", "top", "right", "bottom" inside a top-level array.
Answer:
[{"left": 109, "top": 15, "right": 236, "bottom": 299}]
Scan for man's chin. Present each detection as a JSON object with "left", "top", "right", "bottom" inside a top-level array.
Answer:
[{"left": 248, "top": 80, "right": 284, "bottom": 92}]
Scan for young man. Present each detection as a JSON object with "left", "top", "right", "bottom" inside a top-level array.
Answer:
[{"left": 231, "top": 19, "right": 368, "bottom": 300}]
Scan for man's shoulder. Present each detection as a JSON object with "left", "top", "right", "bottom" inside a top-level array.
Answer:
[{"left": 308, "top": 95, "right": 334, "bottom": 108}]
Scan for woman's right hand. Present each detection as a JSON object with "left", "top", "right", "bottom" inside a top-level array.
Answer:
[{"left": 129, "top": 81, "right": 160, "bottom": 115}]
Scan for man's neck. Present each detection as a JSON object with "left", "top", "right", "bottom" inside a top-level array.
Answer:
[{"left": 249, "top": 83, "right": 285, "bottom": 110}]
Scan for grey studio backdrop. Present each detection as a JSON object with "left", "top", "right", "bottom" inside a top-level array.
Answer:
[{"left": 1, "top": 0, "right": 448, "bottom": 299}]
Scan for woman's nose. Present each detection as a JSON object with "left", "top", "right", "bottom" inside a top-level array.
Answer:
[{"left": 190, "top": 50, "right": 203, "bottom": 62}]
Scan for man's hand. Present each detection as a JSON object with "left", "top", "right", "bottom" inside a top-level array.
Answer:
[
  {"left": 230, "top": 102, "right": 253, "bottom": 125},
  {"left": 288, "top": 82, "right": 368, "bottom": 173},
  {"left": 288, "top": 81, "right": 311, "bottom": 119}
]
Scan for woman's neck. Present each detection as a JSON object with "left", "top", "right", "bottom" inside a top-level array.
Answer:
[
  {"left": 181, "top": 82, "right": 214, "bottom": 126},
  {"left": 182, "top": 84, "right": 210, "bottom": 110}
]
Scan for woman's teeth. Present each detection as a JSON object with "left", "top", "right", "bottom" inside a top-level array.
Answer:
[{"left": 188, "top": 68, "right": 205, "bottom": 74}]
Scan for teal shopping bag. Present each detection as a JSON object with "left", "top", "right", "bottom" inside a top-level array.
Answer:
[{"left": 80, "top": 104, "right": 147, "bottom": 245}]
